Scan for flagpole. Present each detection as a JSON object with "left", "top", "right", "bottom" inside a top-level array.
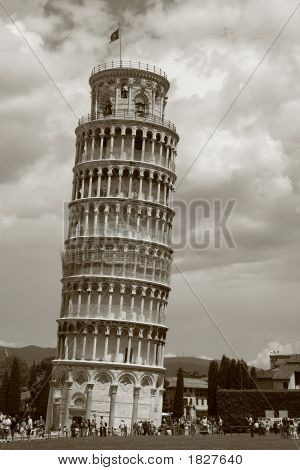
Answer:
[{"left": 119, "top": 22, "right": 122, "bottom": 63}]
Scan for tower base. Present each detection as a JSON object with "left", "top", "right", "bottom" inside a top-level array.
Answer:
[{"left": 46, "top": 362, "right": 165, "bottom": 433}]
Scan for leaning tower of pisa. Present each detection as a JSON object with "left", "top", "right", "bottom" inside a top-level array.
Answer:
[{"left": 46, "top": 60, "right": 178, "bottom": 433}]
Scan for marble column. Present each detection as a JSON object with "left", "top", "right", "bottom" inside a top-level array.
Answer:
[
  {"left": 85, "top": 383, "right": 94, "bottom": 419},
  {"left": 131, "top": 386, "right": 140, "bottom": 433},
  {"left": 149, "top": 388, "right": 157, "bottom": 421},
  {"left": 64, "top": 380, "right": 73, "bottom": 428},
  {"left": 81, "top": 329, "right": 87, "bottom": 359},
  {"left": 108, "top": 385, "right": 118, "bottom": 430}
]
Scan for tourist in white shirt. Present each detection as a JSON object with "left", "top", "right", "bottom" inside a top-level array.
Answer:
[{"left": 27, "top": 415, "right": 33, "bottom": 440}]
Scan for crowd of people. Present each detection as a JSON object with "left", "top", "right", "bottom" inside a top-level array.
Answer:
[
  {"left": 0, "top": 413, "right": 45, "bottom": 443},
  {"left": 247, "top": 416, "right": 300, "bottom": 439},
  {"left": 1, "top": 411, "right": 300, "bottom": 442}
]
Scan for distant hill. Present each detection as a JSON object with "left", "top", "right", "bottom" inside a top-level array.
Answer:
[
  {"left": 164, "top": 356, "right": 214, "bottom": 377},
  {"left": 0, "top": 345, "right": 214, "bottom": 376},
  {"left": 0, "top": 345, "right": 56, "bottom": 366}
]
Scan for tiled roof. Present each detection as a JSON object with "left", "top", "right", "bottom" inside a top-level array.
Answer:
[
  {"left": 257, "top": 363, "right": 300, "bottom": 381},
  {"left": 167, "top": 377, "right": 208, "bottom": 389},
  {"left": 256, "top": 369, "right": 274, "bottom": 379},
  {"left": 287, "top": 354, "right": 300, "bottom": 364},
  {"left": 272, "top": 364, "right": 300, "bottom": 380}
]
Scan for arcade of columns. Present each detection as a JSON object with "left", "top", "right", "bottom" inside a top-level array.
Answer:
[{"left": 46, "top": 62, "right": 178, "bottom": 432}]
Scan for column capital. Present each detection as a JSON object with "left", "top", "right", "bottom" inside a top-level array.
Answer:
[
  {"left": 110, "top": 384, "right": 118, "bottom": 395},
  {"left": 86, "top": 383, "right": 94, "bottom": 392},
  {"left": 66, "top": 380, "right": 73, "bottom": 390},
  {"left": 133, "top": 386, "right": 140, "bottom": 397},
  {"left": 150, "top": 388, "right": 157, "bottom": 397}
]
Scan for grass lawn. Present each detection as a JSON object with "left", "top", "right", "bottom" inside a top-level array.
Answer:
[{"left": 1, "top": 434, "right": 299, "bottom": 450}]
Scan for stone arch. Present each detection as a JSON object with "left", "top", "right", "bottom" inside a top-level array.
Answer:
[
  {"left": 134, "top": 89, "right": 150, "bottom": 115},
  {"left": 140, "top": 375, "right": 153, "bottom": 388},
  {"left": 118, "top": 372, "right": 136, "bottom": 387},
  {"left": 94, "top": 371, "right": 113, "bottom": 386},
  {"left": 99, "top": 88, "right": 113, "bottom": 115},
  {"left": 52, "top": 368, "right": 68, "bottom": 385},
  {"left": 73, "top": 368, "right": 89, "bottom": 387},
  {"left": 71, "top": 392, "right": 86, "bottom": 408}
]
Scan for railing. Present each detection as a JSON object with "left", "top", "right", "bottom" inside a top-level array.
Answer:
[
  {"left": 61, "top": 304, "right": 164, "bottom": 322},
  {"left": 78, "top": 110, "right": 176, "bottom": 132},
  {"left": 69, "top": 227, "right": 171, "bottom": 245},
  {"left": 62, "top": 267, "right": 170, "bottom": 285},
  {"left": 91, "top": 61, "right": 168, "bottom": 79}
]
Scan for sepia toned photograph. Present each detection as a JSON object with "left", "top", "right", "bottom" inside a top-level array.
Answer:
[{"left": 0, "top": 0, "right": 300, "bottom": 465}]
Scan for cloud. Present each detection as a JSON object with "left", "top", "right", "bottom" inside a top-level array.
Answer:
[
  {"left": 0, "top": 340, "right": 27, "bottom": 348},
  {"left": 0, "top": 0, "right": 299, "bottom": 358},
  {"left": 249, "top": 341, "right": 300, "bottom": 369},
  {"left": 197, "top": 355, "right": 213, "bottom": 361}
]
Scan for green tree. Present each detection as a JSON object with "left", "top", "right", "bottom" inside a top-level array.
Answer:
[
  {"left": 240, "top": 359, "right": 250, "bottom": 389},
  {"left": 207, "top": 360, "right": 219, "bottom": 416},
  {"left": 219, "top": 355, "right": 231, "bottom": 389},
  {"left": 35, "top": 359, "right": 52, "bottom": 418},
  {"left": 7, "top": 357, "right": 21, "bottom": 415},
  {"left": 162, "top": 379, "right": 170, "bottom": 413},
  {"left": 172, "top": 368, "right": 184, "bottom": 418},
  {"left": 27, "top": 358, "right": 53, "bottom": 419},
  {"left": 234, "top": 360, "right": 242, "bottom": 389},
  {"left": 0, "top": 357, "right": 29, "bottom": 388},
  {"left": 0, "top": 370, "right": 10, "bottom": 413},
  {"left": 28, "top": 362, "right": 38, "bottom": 388},
  {"left": 228, "top": 358, "right": 237, "bottom": 389}
]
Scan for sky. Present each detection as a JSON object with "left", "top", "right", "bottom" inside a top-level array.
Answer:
[{"left": 0, "top": 0, "right": 300, "bottom": 369}]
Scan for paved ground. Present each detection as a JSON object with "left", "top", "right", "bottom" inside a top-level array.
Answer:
[{"left": 1, "top": 434, "right": 299, "bottom": 450}]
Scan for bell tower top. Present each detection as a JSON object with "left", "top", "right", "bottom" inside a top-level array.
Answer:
[{"left": 88, "top": 60, "right": 170, "bottom": 122}]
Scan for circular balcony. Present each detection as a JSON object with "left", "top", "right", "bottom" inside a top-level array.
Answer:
[
  {"left": 91, "top": 61, "right": 168, "bottom": 79},
  {"left": 78, "top": 110, "right": 176, "bottom": 133}
]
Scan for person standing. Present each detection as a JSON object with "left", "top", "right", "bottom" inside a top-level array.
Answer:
[
  {"left": 2, "top": 415, "right": 11, "bottom": 443},
  {"left": 27, "top": 415, "right": 33, "bottom": 441},
  {"left": 248, "top": 416, "right": 254, "bottom": 437},
  {"left": 10, "top": 417, "right": 17, "bottom": 442}
]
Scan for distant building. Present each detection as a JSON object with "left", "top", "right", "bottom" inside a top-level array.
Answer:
[
  {"left": 256, "top": 354, "right": 300, "bottom": 390},
  {"left": 166, "top": 377, "right": 208, "bottom": 418}
]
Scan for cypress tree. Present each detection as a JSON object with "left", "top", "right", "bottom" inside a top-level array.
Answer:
[
  {"left": 162, "top": 378, "right": 170, "bottom": 413},
  {"left": 172, "top": 368, "right": 184, "bottom": 418},
  {"left": 228, "top": 358, "right": 236, "bottom": 389},
  {"left": 35, "top": 359, "right": 52, "bottom": 418},
  {"left": 240, "top": 359, "right": 250, "bottom": 389},
  {"left": 207, "top": 360, "right": 219, "bottom": 417},
  {"left": 7, "top": 357, "right": 21, "bottom": 416},
  {"left": 0, "top": 370, "right": 10, "bottom": 413},
  {"left": 28, "top": 362, "right": 37, "bottom": 388},
  {"left": 234, "top": 360, "right": 242, "bottom": 389},
  {"left": 219, "top": 355, "right": 230, "bottom": 389}
]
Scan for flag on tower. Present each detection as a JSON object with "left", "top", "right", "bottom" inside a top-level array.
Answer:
[{"left": 110, "top": 27, "right": 120, "bottom": 43}]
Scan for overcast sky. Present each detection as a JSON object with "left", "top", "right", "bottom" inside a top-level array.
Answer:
[{"left": 0, "top": 0, "right": 300, "bottom": 369}]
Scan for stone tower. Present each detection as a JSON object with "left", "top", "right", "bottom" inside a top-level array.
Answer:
[{"left": 46, "top": 60, "right": 178, "bottom": 433}]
